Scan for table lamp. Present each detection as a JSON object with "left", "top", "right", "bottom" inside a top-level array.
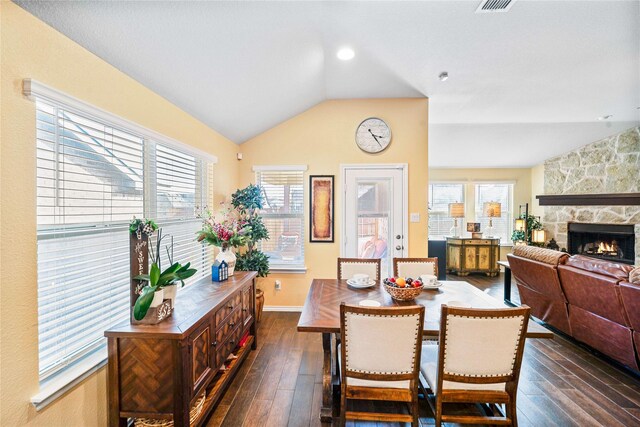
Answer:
[
  {"left": 483, "top": 202, "right": 501, "bottom": 238},
  {"left": 532, "top": 229, "right": 547, "bottom": 244},
  {"left": 448, "top": 202, "right": 465, "bottom": 237}
]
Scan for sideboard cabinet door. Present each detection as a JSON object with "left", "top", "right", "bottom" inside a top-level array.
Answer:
[
  {"left": 242, "top": 286, "right": 253, "bottom": 328},
  {"left": 189, "top": 319, "right": 214, "bottom": 397}
]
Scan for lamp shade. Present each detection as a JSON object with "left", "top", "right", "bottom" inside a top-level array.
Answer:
[
  {"left": 448, "top": 203, "right": 465, "bottom": 218},
  {"left": 532, "top": 229, "right": 547, "bottom": 243},
  {"left": 483, "top": 202, "right": 502, "bottom": 218},
  {"left": 515, "top": 218, "right": 526, "bottom": 232}
]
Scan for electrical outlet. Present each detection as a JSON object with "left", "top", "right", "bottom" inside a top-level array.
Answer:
[{"left": 275, "top": 280, "right": 282, "bottom": 290}]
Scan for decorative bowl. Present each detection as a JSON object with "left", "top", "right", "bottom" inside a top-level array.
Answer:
[{"left": 383, "top": 282, "right": 424, "bottom": 301}]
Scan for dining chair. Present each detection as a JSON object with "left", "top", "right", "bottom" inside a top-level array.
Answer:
[
  {"left": 393, "top": 257, "right": 438, "bottom": 278},
  {"left": 337, "top": 257, "right": 381, "bottom": 282},
  {"left": 338, "top": 303, "right": 424, "bottom": 426},
  {"left": 420, "top": 305, "right": 530, "bottom": 426}
]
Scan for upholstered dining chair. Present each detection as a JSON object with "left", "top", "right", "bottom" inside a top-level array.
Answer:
[
  {"left": 339, "top": 303, "right": 424, "bottom": 426},
  {"left": 337, "top": 257, "right": 381, "bottom": 282},
  {"left": 420, "top": 305, "right": 531, "bottom": 426},
  {"left": 393, "top": 257, "right": 438, "bottom": 278}
]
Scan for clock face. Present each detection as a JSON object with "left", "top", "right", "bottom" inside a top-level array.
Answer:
[{"left": 355, "top": 118, "right": 391, "bottom": 153}]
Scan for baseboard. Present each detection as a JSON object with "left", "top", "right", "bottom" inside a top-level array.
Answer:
[{"left": 263, "top": 305, "right": 303, "bottom": 312}]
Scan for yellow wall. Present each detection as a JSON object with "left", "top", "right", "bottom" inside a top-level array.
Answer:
[
  {"left": 428, "top": 168, "right": 533, "bottom": 260},
  {"left": 239, "top": 99, "right": 429, "bottom": 307},
  {"left": 0, "top": 3, "right": 239, "bottom": 426}
]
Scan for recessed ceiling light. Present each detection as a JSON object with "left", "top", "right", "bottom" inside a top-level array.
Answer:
[
  {"left": 337, "top": 47, "right": 355, "bottom": 61},
  {"left": 598, "top": 115, "right": 613, "bottom": 120},
  {"left": 439, "top": 72, "right": 449, "bottom": 81}
]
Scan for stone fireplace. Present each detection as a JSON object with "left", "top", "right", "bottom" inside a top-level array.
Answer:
[
  {"left": 542, "top": 127, "right": 640, "bottom": 265},
  {"left": 567, "top": 222, "right": 635, "bottom": 264}
]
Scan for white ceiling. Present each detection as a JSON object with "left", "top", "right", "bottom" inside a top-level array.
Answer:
[{"left": 16, "top": 0, "right": 640, "bottom": 168}]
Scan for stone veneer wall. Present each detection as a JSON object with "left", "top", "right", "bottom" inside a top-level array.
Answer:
[{"left": 543, "top": 127, "right": 640, "bottom": 265}]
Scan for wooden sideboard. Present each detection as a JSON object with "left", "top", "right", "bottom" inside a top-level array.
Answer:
[
  {"left": 105, "top": 271, "right": 258, "bottom": 427},
  {"left": 446, "top": 237, "right": 500, "bottom": 277}
]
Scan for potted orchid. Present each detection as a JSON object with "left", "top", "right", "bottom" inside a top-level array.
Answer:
[{"left": 197, "top": 204, "right": 248, "bottom": 275}]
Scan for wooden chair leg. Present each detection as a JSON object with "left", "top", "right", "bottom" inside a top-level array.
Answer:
[
  {"left": 411, "top": 391, "right": 419, "bottom": 427},
  {"left": 434, "top": 395, "right": 442, "bottom": 427},
  {"left": 508, "top": 400, "right": 518, "bottom": 427},
  {"left": 339, "top": 388, "right": 347, "bottom": 427}
]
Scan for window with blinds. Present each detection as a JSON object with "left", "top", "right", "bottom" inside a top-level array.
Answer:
[
  {"left": 475, "top": 183, "right": 513, "bottom": 243},
  {"left": 35, "top": 99, "right": 215, "bottom": 385},
  {"left": 428, "top": 183, "right": 465, "bottom": 239},
  {"left": 255, "top": 168, "right": 305, "bottom": 269},
  {"left": 149, "top": 143, "right": 214, "bottom": 282}
]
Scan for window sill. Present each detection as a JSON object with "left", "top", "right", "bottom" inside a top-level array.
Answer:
[
  {"left": 31, "top": 348, "right": 107, "bottom": 411},
  {"left": 269, "top": 266, "right": 308, "bottom": 274}
]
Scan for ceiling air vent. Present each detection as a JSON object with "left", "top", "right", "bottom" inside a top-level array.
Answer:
[{"left": 476, "top": 0, "right": 516, "bottom": 13}]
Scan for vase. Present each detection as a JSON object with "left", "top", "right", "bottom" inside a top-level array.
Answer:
[
  {"left": 163, "top": 284, "right": 178, "bottom": 308},
  {"left": 255, "top": 289, "right": 265, "bottom": 323},
  {"left": 150, "top": 288, "right": 165, "bottom": 308},
  {"left": 216, "top": 246, "right": 237, "bottom": 276}
]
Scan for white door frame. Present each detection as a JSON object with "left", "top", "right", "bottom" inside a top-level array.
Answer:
[{"left": 339, "top": 163, "right": 409, "bottom": 257}]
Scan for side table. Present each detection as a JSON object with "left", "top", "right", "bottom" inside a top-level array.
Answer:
[{"left": 497, "top": 260, "right": 515, "bottom": 306}]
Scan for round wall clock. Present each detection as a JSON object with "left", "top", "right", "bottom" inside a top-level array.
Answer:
[{"left": 355, "top": 117, "right": 392, "bottom": 153}]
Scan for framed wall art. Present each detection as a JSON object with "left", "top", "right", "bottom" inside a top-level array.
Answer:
[{"left": 309, "top": 175, "right": 334, "bottom": 242}]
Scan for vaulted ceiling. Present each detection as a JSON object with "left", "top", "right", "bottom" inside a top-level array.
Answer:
[{"left": 16, "top": 0, "right": 640, "bottom": 167}]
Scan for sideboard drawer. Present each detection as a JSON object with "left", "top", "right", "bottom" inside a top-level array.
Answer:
[
  {"left": 215, "top": 325, "right": 242, "bottom": 369},
  {"left": 215, "top": 292, "right": 242, "bottom": 326},
  {"left": 473, "top": 239, "right": 494, "bottom": 245},
  {"left": 215, "top": 306, "right": 242, "bottom": 344}
]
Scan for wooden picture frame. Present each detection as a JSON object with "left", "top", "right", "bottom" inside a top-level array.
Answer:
[
  {"left": 310, "top": 175, "right": 334, "bottom": 243},
  {"left": 466, "top": 222, "right": 481, "bottom": 233}
]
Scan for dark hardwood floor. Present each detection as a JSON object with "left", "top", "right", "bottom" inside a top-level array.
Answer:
[{"left": 206, "top": 274, "right": 640, "bottom": 426}]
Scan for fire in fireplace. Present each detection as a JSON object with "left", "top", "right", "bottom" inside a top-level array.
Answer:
[{"left": 567, "top": 222, "right": 635, "bottom": 265}]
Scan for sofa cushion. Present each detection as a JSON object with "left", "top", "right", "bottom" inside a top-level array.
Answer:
[
  {"left": 511, "top": 245, "right": 569, "bottom": 266},
  {"left": 565, "top": 255, "right": 633, "bottom": 280},
  {"left": 629, "top": 267, "right": 640, "bottom": 285},
  {"left": 507, "top": 254, "right": 567, "bottom": 302},
  {"left": 558, "top": 265, "right": 630, "bottom": 326}
]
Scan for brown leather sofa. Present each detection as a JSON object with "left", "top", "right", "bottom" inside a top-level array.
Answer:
[{"left": 508, "top": 246, "right": 639, "bottom": 372}]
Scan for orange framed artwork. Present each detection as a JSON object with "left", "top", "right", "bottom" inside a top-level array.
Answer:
[{"left": 310, "top": 175, "right": 334, "bottom": 243}]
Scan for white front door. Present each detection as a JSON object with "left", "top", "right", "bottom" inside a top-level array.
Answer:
[{"left": 342, "top": 165, "right": 407, "bottom": 277}]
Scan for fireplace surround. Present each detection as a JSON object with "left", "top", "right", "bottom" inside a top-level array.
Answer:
[{"left": 567, "top": 222, "right": 635, "bottom": 265}]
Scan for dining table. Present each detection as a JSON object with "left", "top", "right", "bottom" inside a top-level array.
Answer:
[{"left": 296, "top": 278, "right": 554, "bottom": 422}]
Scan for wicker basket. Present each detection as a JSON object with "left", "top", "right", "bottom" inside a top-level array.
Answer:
[
  {"left": 384, "top": 283, "right": 424, "bottom": 301},
  {"left": 134, "top": 391, "right": 206, "bottom": 427}
]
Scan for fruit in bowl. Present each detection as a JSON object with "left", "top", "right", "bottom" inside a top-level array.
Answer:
[{"left": 383, "top": 277, "right": 424, "bottom": 301}]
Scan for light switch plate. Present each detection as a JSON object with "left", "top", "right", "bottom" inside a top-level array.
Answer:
[{"left": 410, "top": 213, "right": 420, "bottom": 223}]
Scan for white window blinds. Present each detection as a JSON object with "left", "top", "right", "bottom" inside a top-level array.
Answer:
[
  {"left": 255, "top": 168, "right": 305, "bottom": 269},
  {"left": 36, "top": 100, "right": 144, "bottom": 381},
  {"left": 35, "top": 98, "right": 215, "bottom": 386},
  {"left": 428, "top": 183, "right": 465, "bottom": 239},
  {"left": 149, "top": 143, "right": 214, "bottom": 282},
  {"left": 475, "top": 183, "right": 513, "bottom": 243}
]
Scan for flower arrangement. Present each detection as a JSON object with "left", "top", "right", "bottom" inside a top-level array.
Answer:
[{"left": 196, "top": 204, "right": 248, "bottom": 250}]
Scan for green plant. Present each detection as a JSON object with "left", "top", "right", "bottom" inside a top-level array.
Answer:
[
  {"left": 133, "top": 262, "right": 197, "bottom": 320},
  {"left": 236, "top": 250, "right": 270, "bottom": 277},
  {"left": 133, "top": 227, "right": 196, "bottom": 320},
  {"left": 511, "top": 214, "right": 543, "bottom": 246},
  {"left": 231, "top": 184, "right": 270, "bottom": 277}
]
